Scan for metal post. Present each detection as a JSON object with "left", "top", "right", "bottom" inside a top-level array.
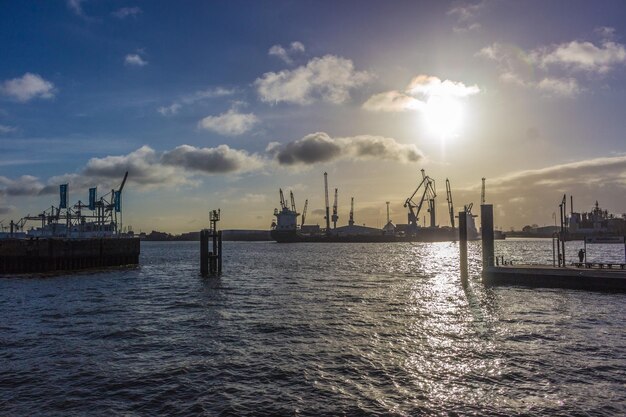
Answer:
[
  {"left": 481, "top": 204, "right": 494, "bottom": 268},
  {"left": 200, "top": 229, "right": 208, "bottom": 276},
  {"left": 217, "top": 230, "right": 223, "bottom": 273},
  {"left": 459, "top": 210, "right": 468, "bottom": 286}
]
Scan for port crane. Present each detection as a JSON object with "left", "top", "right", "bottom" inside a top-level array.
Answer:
[
  {"left": 332, "top": 188, "right": 339, "bottom": 229},
  {"left": 349, "top": 197, "right": 354, "bottom": 226},
  {"left": 301, "top": 199, "right": 308, "bottom": 228},
  {"left": 404, "top": 169, "right": 437, "bottom": 232},
  {"left": 446, "top": 178, "right": 455, "bottom": 228},
  {"left": 279, "top": 188, "right": 287, "bottom": 210},
  {"left": 290, "top": 190, "right": 297, "bottom": 212},
  {"left": 324, "top": 172, "right": 331, "bottom": 235}
]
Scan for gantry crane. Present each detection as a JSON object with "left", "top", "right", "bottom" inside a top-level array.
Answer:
[
  {"left": 446, "top": 178, "right": 455, "bottom": 228},
  {"left": 404, "top": 169, "right": 437, "bottom": 232}
]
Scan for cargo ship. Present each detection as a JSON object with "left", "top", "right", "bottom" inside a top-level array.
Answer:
[
  {"left": 270, "top": 171, "right": 479, "bottom": 243},
  {"left": 0, "top": 172, "right": 140, "bottom": 274}
]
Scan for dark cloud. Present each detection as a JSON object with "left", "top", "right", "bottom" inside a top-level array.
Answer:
[
  {"left": 269, "top": 132, "right": 423, "bottom": 166},
  {"left": 162, "top": 144, "right": 262, "bottom": 174}
]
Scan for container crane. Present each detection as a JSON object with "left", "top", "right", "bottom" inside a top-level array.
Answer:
[
  {"left": 404, "top": 169, "right": 437, "bottom": 232},
  {"left": 332, "top": 188, "right": 338, "bottom": 229},
  {"left": 324, "top": 173, "right": 331, "bottom": 235},
  {"left": 349, "top": 197, "right": 354, "bottom": 226},
  {"left": 446, "top": 178, "right": 455, "bottom": 228}
]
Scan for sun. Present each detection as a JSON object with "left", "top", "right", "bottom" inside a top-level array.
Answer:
[{"left": 423, "top": 96, "right": 464, "bottom": 139}]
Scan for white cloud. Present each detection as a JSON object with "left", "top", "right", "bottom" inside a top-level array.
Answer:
[
  {"left": 157, "top": 87, "right": 235, "bottom": 116},
  {"left": 0, "top": 124, "right": 17, "bottom": 134},
  {"left": 125, "top": 54, "right": 148, "bottom": 67},
  {"left": 157, "top": 103, "right": 182, "bottom": 116},
  {"left": 268, "top": 41, "right": 306, "bottom": 64},
  {"left": 479, "top": 35, "right": 626, "bottom": 97},
  {"left": 531, "top": 40, "right": 626, "bottom": 74},
  {"left": 447, "top": 1, "right": 486, "bottom": 33},
  {"left": 0, "top": 175, "right": 47, "bottom": 196},
  {"left": 1, "top": 73, "right": 56, "bottom": 102},
  {"left": 462, "top": 155, "right": 626, "bottom": 228},
  {"left": 363, "top": 75, "right": 479, "bottom": 112},
  {"left": 198, "top": 109, "right": 259, "bottom": 136},
  {"left": 112, "top": 7, "right": 142, "bottom": 19},
  {"left": 268, "top": 132, "right": 423, "bottom": 166},
  {"left": 537, "top": 77, "right": 580, "bottom": 97},
  {"left": 255, "top": 55, "right": 372, "bottom": 104}
]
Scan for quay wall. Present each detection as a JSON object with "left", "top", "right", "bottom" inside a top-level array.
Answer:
[{"left": 0, "top": 237, "right": 140, "bottom": 274}]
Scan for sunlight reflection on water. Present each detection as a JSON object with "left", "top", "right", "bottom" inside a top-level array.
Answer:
[{"left": 1, "top": 239, "right": 625, "bottom": 416}]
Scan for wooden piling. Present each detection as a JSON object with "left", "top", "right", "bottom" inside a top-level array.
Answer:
[
  {"left": 200, "top": 230, "right": 209, "bottom": 276},
  {"left": 481, "top": 204, "right": 494, "bottom": 268},
  {"left": 459, "top": 210, "right": 468, "bottom": 286}
]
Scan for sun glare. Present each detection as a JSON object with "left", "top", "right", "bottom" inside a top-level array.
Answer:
[{"left": 423, "top": 96, "right": 464, "bottom": 139}]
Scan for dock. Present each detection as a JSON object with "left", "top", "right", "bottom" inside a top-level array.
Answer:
[
  {"left": 475, "top": 203, "right": 626, "bottom": 292},
  {"left": 0, "top": 237, "right": 140, "bottom": 274},
  {"left": 483, "top": 264, "right": 626, "bottom": 292}
]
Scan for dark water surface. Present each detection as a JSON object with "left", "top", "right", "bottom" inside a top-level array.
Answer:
[{"left": 1, "top": 240, "right": 625, "bottom": 416}]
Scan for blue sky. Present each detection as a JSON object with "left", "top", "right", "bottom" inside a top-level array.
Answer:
[{"left": 2, "top": 0, "right": 626, "bottom": 232}]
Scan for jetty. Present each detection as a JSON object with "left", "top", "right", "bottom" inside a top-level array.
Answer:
[
  {"left": 0, "top": 237, "right": 139, "bottom": 274},
  {"left": 477, "top": 202, "right": 626, "bottom": 292}
]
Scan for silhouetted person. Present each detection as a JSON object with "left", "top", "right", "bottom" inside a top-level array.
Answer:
[{"left": 578, "top": 249, "right": 585, "bottom": 263}]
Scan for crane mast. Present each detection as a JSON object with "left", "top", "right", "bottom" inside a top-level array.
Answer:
[
  {"left": 349, "top": 197, "right": 354, "bottom": 226},
  {"left": 279, "top": 188, "right": 287, "bottom": 210},
  {"left": 332, "top": 188, "right": 338, "bottom": 229},
  {"left": 324, "top": 172, "right": 330, "bottom": 235},
  {"left": 446, "top": 178, "right": 455, "bottom": 228},
  {"left": 290, "top": 190, "right": 297, "bottom": 212},
  {"left": 301, "top": 199, "right": 308, "bottom": 227}
]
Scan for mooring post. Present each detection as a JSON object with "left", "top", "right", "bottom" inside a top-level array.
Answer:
[
  {"left": 481, "top": 204, "right": 494, "bottom": 268},
  {"left": 217, "top": 230, "right": 223, "bottom": 273},
  {"left": 459, "top": 210, "right": 468, "bottom": 286},
  {"left": 200, "top": 229, "right": 208, "bottom": 276}
]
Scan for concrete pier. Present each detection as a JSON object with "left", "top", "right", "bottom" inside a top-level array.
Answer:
[{"left": 0, "top": 237, "right": 140, "bottom": 274}]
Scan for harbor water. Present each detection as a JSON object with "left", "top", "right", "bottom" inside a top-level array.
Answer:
[{"left": 1, "top": 239, "right": 625, "bottom": 416}]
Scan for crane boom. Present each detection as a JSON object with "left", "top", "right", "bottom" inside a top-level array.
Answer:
[
  {"left": 279, "top": 188, "right": 287, "bottom": 210},
  {"left": 290, "top": 190, "right": 296, "bottom": 212},
  {"left": 446, "top": 178, "right": 455, "bottom": 228}
]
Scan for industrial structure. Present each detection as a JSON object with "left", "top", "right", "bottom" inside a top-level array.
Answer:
[
  {"left": 0, "top": 172, "right": 140, "bottom": 274},
  {"left": 270, "top": 170, "right": 480, "bottom": 243}
]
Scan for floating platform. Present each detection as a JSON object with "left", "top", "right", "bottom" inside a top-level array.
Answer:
[
  {"left": 0, "top": 237, "right": 140, "bottom": 275},
  {"left": 483, "top": 264, "right": 626, "bottom": 292}
]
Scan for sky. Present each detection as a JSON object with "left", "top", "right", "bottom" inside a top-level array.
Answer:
[{"left": 1, "top": 0, "right": 626, "bottom": 233}]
